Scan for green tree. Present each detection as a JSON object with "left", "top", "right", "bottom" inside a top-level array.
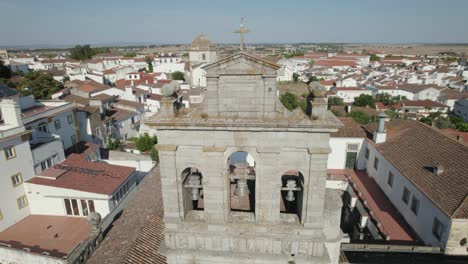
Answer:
[
  {"left": 348, "top": 111, "right": 373, "bottom": 125},
  {"left": 370, "top": 54, "right": 381, "bottom": 61},
  {"left": 419, "top": 117, "right": 432, "bottom": 126},
  {"left": 171, "top": 71, "right": 185, "bottom": 81},
  {"left": 327, "top": 97, "right": 344, "bottom": 109},
  {"left": 0, "top": 60, "right": 11, "bottom": 79},
  {"left": 135, "top": 133, "right": 158, "bottom": 152},
  {"left": 15, "top": 71, "right": 62, "bottom": 99},
  {"left": 69, "top": 45, "right": 110, "bottom": 60},
  {"left": 280, "top": 92, "right": 299, "bottom": 111},
  {"left": 151, "top": 148, "right": 159, "bottom": 163},
  {"left": 375, "top": 93, "right": 393, "bottom": 106},
  {"left": 107, "top": 137, "right": 122, "bottom": 150},
  {"left": 293, "top": 73, "right": 299, "bottom": 83},
  {"left": 124, "top": 52, "right": 137, "bottom": 58},
  {"left": 145, "top": 56, "right": 153, "bottom": 73},
  {"left": 354, "top": 94, "right": 376, "bottom": 109},
  {"left": 434, "top": 117, "right": 454, "bottom": 129}
]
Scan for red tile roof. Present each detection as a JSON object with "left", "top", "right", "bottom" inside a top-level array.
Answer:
[
  {"left": 346, "top": 170, "right": 417, "bottom": 241},
  {"left": 401, "top": 100, "right": 447, "bottom": 108},
  {"left": 27, "top": 154, "right": 135, "bottom": 195},
  {"left": 0, "top": 215, "right": 90, "bottom": 258},
  {"left": 335, "top": 87, "right": 366, "bottom": 91},
  {"left": 364, "top": 120, "right": 468, "bottom": 219},
  {"left": 331, "top": 117, "right": 366, "bottom": 138},
  {"left": 315, "top": 60, "right": 357, "bottom": 67}
]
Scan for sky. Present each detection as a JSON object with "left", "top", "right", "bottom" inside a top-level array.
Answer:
[{"left": 1, "top": 0, "right": 467, "bottom": 47}]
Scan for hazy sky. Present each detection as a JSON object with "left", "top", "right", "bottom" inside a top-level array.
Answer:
[{"left": 1, "top": 0, "right": 467, "bottom": 46}]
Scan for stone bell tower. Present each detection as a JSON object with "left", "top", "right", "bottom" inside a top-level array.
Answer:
[{"left": 146, "top": 52, "right": 343, "bottom": 264}]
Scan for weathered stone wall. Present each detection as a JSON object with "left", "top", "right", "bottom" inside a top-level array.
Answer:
[{"left": 156, "top": 129, "right": 341, "bottom": 263}]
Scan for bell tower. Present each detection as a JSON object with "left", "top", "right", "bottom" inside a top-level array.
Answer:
[{"left": 146, "top": 52, "right": 343, "bottom": 264}]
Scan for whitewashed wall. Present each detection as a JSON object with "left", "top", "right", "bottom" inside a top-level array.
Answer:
[
  {"left": 328, "top": 137, "right": 365, "bottom": 170},
  {"left": 366, "top": 143, "right": 451, "bottom": 248}
]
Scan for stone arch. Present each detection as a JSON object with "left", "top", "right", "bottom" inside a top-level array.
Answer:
[
  {"left": 279, "top": 170, "right": 305, "bottom": 223},
  {"left": 226, "top": 150, "right": 256, "bottom": 216}
]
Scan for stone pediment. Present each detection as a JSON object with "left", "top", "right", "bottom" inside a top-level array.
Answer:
[{"left": 203, "top": 52, "right": 279, "bottom": 76}]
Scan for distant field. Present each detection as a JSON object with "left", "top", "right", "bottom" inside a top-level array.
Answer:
[{"left": 344, "top": 44, "right": 468, "bottom": 56}]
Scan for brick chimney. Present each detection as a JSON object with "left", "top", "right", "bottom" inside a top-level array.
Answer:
[{"left": 0, "top": 97, "right": 23, "bottom": 127}]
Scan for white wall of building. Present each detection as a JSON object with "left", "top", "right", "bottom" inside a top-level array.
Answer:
[
  {"left": 328, "top": 137, "right": 366, "bottom": 170},
  {"left": 0, "top": 136, "right": 35, "bottom": 231},
  {"left": 365, "top": 143, "right": 451, "bottom": 249},
  {"left": 0, "top": 247, "right": 66, "bottom": 264},
  {"left": 25, "top": 183, "right": 112, "bottom": 217}
]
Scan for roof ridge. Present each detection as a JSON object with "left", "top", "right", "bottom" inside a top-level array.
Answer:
[{"left": 452, "top": 195, "right": 468, "bottom": 218}]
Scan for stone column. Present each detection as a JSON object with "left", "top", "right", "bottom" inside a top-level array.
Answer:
[
  {"left": 257, "top": 148, "right": 280, "bottom": 224},
  {"left": 201, "top": 146, "right": 226, "bottom": 223},
  {"left": 157, "top": 145, "right": 181, "bottom": 221},
  {"left": 303, "top": 148, "right": 330, "bottom": 228}
]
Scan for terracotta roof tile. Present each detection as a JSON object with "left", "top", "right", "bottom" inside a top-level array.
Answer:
[
  {"left": 27, "top": 154, "right": 135, "bottom": 195},
  {"left": 364, "top": 120, "right": 468, "bottom": 218}
]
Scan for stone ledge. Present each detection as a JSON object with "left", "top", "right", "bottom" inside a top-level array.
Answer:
[
  {"left": 202, "top": 146, "right": 226, "bottom": 152},
  {"left": 156, "top": 144, "right": 178, "bottom": 151}
]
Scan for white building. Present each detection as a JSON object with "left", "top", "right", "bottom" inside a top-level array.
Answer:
[
  {"left": 20, "top": 96, "right": 78, "bottom": 149},
  {"left": 333, "top": 87, "right": 372, "bottom": 103},
  {"left": 328, "top": 117, "right": 366, "bottom": 170},
  {"left": 362, "top": 118, "right": 468, "bottom": 256},
  {"left": 0, "top": 98, "right": 35, "bottom": 232}
]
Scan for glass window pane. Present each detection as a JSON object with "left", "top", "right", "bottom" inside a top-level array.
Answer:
[
  {"left": 65, "top": 199, "right": 72, "bottom": 215},
  {"left": 81, "top": 200, "right": 89, "bottom": 216},
  {"left": 88, "top": 200, "right": 95, "bottom": 213},
  {"left": 71, "top": 199, "right": 79, "bottom": 215}
]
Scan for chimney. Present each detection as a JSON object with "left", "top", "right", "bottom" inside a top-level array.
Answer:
[
  {"left": 434, "top": 165, "right": 444, "bottom": 175},
  {"left": 0, "top": 97, "right": 23, "bottom": 127},
  {"left": 373, "top": 112, "right": 387, "bottom": 143},
  {"left": 346, "top": 105, "right": 352, "bottom": 113},
  {"left": 125, "top": 86, "right": 133, "bottom": 96},
  {"left": 457, "top": 134, "right": 463, "bottom": 143}
]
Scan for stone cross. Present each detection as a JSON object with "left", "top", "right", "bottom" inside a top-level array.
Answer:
[{"left": 233, "top": 17, "right": 249, "bottom": 51}]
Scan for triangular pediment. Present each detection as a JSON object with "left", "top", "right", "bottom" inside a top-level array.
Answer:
[{"left": 202, "top": 52, "right": 280, "bottom": 75}]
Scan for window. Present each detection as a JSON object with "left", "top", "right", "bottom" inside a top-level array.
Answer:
[
  {"left": 67, "top": 114, "right": 73, "bottom": 124},
  {"left": 402, "top": 187, "right": 411, "bottom": 205},
  {"left": 38, "top": 123, "right": 48, "bottom": 133},
  {"left": 432, "top": 218, "right": 444, "bottom": 240},
  {"left": 202, "top": 53, "right": 206, "bottom": 61},
  {"left": 387, "top": 171, "right": 394, "bottom": 187},
  {"left": 54, "top": 119, "right": 61, "bottom": 130},
  {"left": 365, "top": 148, "right": 370, "bottom": 160},
  {"left": 96, "top": 127, "right": 101, "bottom": 137},
  {"left": 4, "top": 146, "right": 16, "bottom": 160},
  {"left": 40, "top": 157, "right": 53, "bottom": 171},
  {"left": 17, "top": 195, "right": 28, "bottom": 209},
  {"left": 113, "top": 182, "right": 131, "bottom": 206},
  {"left": 81, "top": 200, "right": 89, "bottom": 216},
  {"left": 65, "top": 199, "right": 96, "bottom": 216},
  {"left": 11, "top": 173, "right": 23, "bottom": 187},
  {"left": 373, "top": 157, "right": 379, "bottom": 170},
  {"left": 347, "top": 143, "right": 359, "bottom": 152},
  {"left": 71, "top": 135, "right": 77, "bottom": 145},
  {"left": 411, "top": 196, "right": 420, "bottom": 215}
]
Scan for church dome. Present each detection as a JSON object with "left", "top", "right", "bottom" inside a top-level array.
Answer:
[{"left": 190, "top": 34, "right": 216, "bottom": 51}]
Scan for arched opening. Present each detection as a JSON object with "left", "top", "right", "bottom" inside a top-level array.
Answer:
[
  {"left": 181, "top": 167, "right": 204, "bottom": 216},
  {"left": 227, "top": 151, "right": 256, "bottom": 215},
  {"left": 280, "top": 170, "right": 304, "bottom": 222}
]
